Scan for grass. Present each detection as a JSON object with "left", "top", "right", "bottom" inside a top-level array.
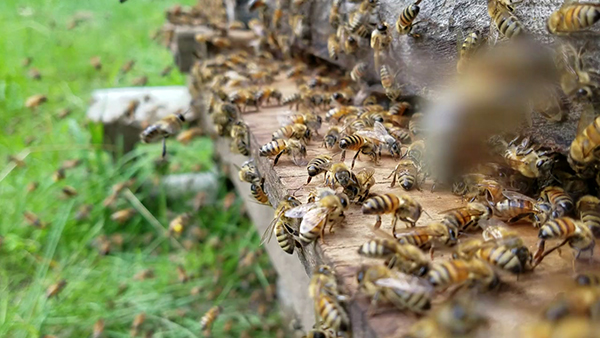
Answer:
[{"left": 0, "top": 1, "right": 281, "bottom": 337}]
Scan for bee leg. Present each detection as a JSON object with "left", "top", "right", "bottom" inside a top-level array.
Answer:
[
  {"left": 274, "top": 150, "right": 285, "bottom": 166},
  {"left": 340, "top": 150, "right": 346, "bottom": 161},
  {"left": 374, "top": 215, "right": 382, "bottom": 230},
  {"left": 351, "top": 151, "right": 361, "bottom": 169},
  {"left": 391, "top": 215, "right": 399, "bottom": 234},
  {"left": 429, "top": 245, "right": 435, "bottom": 260},
  {"left": 306, "top": 176, "right": 312, "bottom": 184},
  {"left": 387, "top": 170, "right": 397, "bottom": 188},
  {"left": 367, "top": 291, "right": 382, "bottom": 317},
  {"left": 161, "top": 138, "right": 167, "bottom": 158}
]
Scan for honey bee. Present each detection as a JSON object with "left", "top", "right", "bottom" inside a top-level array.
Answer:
[
  {"left": 230, "top": 121, "right": 250, "bottom": 156},
  {"left": 358, "top": 238, "right": 430, "bottom": 276},
  {"left": 338, "top": 134, "right": 379, "bottom": 169},
  {"left": 326, "top": 106, "right": 359, "bottom": 123},
  {"left": 238, "top": 159, "right": 260, "bottom": 183},
  {"left": 250, "top": 179, "right": 270, "bottom": 205},
  {"left": 61, "top": 159, "right": 82, "bottom": 169},
  {"left": 133, "top": 269, "right": 155, "bottom": 281},
  {"left": 395, "top": 0, "right": 422, "bottom": 37},
  {"left": 557, "top": 43, "right": 599, "bottom": 101},
  {"left": 535, "top": 217, "right": 595, "bottom": 265},
  {"left": 371, "top": 22, "right": 392, "bottom": 51},
  {"left": 25, "top": 94, "right": 47, "bottom": 109},
  {"left": 324, "top": 162, "right": 356, "bottom": 189},
  {"left": 487, "top": 0, "right": 524, "bottom": 39},
  {"left": 92, "top": 319, "right": 105, "bottom": 338},
  {"left": 130, "top": 312, "right": 146, "bottom": 336},
  {"left": 344, "top": 35, "right": 359, "bottom": 55},
  {"left": 343, "top": 167, "right": 376, "bottom": 203},
  {"left": 356, "top": 265, "right": 433, "bottom": 315},
  {"left": 131, "top": 75, "right": 148, "bottom": 86},
  {"left": 568, "top": 114, "right": 600, "bottom": 177},
  {"left": 120, "top": 60, "right": 135, "bottom": 74},
  {"left": 28, "top": 68, "right": 41, "bottom": 80},
  {"left": 547, "top": 1, "right": 600, "bottom": 35},
  {"left": 176, "top": 127, "right": 203, "bottom": 145},
  {"left": 386, "top": 125, "right": 412, "bottom": 144},
  {"left": 24, "top": 211, "right": 46, "bottom": 228},
  {"left": 577, "top": 195, "right": 600, "bottom": 238},
  {"left": 311, "top": 279, "right": 350, "bottom": 334},
  {"left": 140, "top": 112, "right": 186, "bottom": 158},
  {"left": 350, "top": 62, "right": 368, "bottom": 83},
  {"left": 504, "top": 137, "right": 555, "bottom": 179},
  {"left": 110, "top": 208, "right": 136, "bottom": 224},
  {"left": 61, "top": 186, "right": 78, "bottom": 198},
  {"left": 285, "top": 188, "right": 349, "bottom": 243},
  {"left": 329, "top": 0, "right": 343, "bottom": 29},
  {"left": 255, "top": 87, "right": 282, "bottom": 107},
  {"left": 261, "top": 195, "right": 302, "bottom": 254},
  {"left": 362, "top": 194, "right": 423, "bottom": 233},
  {"left": 46, "top": 279, "right": 67, "bottom": 298},
  {"left": 348, "top": 1, "right": 376, "bottom": 35},
  {"left": 27, "top": 181, "right": 39, "bottom": 193},
  {"left": 160, "top": 65, "right": 173, "bottom": 77},
  {"left": 327, "top": 34, "right": 341, "bottom": 60},
  {"left": 441, "top": 202, "right": 492, "bottom": 232},
  {"left": 272, "top": 123, "right": 312, "bottom": 143},
  {"left": 303, "top": 329, "right": 336, "bottom": 338},
  {"left": 281, "top": 111, "right": 322, "bottom": 133},
  {"left": 75, "top": 204, "right": 93, "bottom": 222},
  {"left": 90, "top": 56, "right": 102, "bottom": 70},
  {"left": 229, "top": 90, "right": 259, "bottom": 112},
  {"left": 427, "top": 258, "right": 499, "bottom": 291},
  {"left": 493, "top": 190, "right": 537, "bottom": 222},
  {"left": 456, "top": 31, "right": 481, "bottom": 74},
  {"left": 539, "top": 186, "right": 574, "bottom": 218},
  {"left": 282, "top": 93, "right": 302, "bottom": 110},
  {"left": 380, "top": 63, "right": 402, "bottom": 101},
  {"left": 306, "top": 155, "right": 333, "bottom": 184},
  {"left": 259, "top": 139, "right": 307, "bottom": 166},
  {"left": 387, "top": 159, "right": 422, "bottom": 190},
  {"left": 542, "top": 286, "right": 600, "bottom": 322},
  {"left": 168, "top": 213, "right": 191, "bottom": 236},
  {"left": 394, "top": 221, "right": 459, "bottom": 255}
]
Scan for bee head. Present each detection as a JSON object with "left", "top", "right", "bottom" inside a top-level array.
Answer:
[{"left": 377, "top": 23, "right": 387, "bottom": 32}]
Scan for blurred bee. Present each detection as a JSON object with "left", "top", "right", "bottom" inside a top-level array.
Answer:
[
  {"left": 306, "top": 155, "right": 333, "bottom": 184},
  {"left": 539, "top": 186, "right": 574, "bottom": 218},
  {"left": 61, "top": 159, "right": 82, "bottom": 169},
  {"left": 229, "top": 90, "right": 258, "bottom": 112},
  {"left": 230, "top": 121, "right": 250, "bottom": 156},
  {"left": 311, "top": 274, "right": 350, "bottom": 334},
  {"left": 281, "top": 111, "right": 322, "bottom": 133},
  {"left": 329, "top": 0, "right": 343, "bottom": 29},
  {"left": 371, "top": 22, "right": 392, "bottom": 51},
  {"left": 130, "top": 312, "right": 145, "bottom": 336},
  {"left": 344, "top": 35, "right": 359, "bottom": 54},
  {"left": 441, "top": 202, "right": 492, "bottom": 232},
  {"left": 386, "top": 125, "right": 412, "bottom": 144},
  {"left": 90, "top": 56, "right": 102, "bottom": 70},
  {"left": 457, "top": 31, "right": 481, "bottom": 74},
  {"left": 327, "top": 34, "right": 341, "bottom": 60},
  {"left": 140, "top": 111, "right": 186, "bottom": 158},
  {"left": 338, "top": 134, "right": 379, "bottom": 169},
  {"left": 75, "top": 204, "right": 93, "bottom": 222},
  {"left": 250, "top": 179, "right": 270, "bottom": 205},
  {"left": 303, "top": 328, "right": 336, "bottom": 338},
  {"left": 160, "top": 65, "right": 173, "bottom": 77},
  {"left": 168, "top": 213, "right": 191, "bottom": 236},
  {"left": 61, "top": 186, "right": 78, "bottom": 198},
  {"left": 27, "top": 181, "right": 39, "bottom": 193},
  {"left": 25, "top": 94, "right": 47, "bottom": 109},
  {"left": 282, "top": 93, "right": 302, "bottom": 110},
  {"left": 536, "top": 217, "right": 595, "bottom": 264},
  {"left": 547, "top": 1, "right": 600, "bottom": 35},
  {"left": 344, "top": 167, "right": 376, "bottom": 203},
  {"left": 131, "top": 75, "right": 148, "bottom": 86},
  {"left": 569, "top": 114, "right": 600, "bottom": 177},
  {"left": 176, "top": 127, "right": 203, "bottom": 145},
  {"left": 255, "top": 87, "right": 282, "bottom": 107},
  {"left": 92, "top": 319, "right": 105, "bottom": 338},
  {"left": 259, "top": 139, "right": 307, "bottom": 166},
  {"left": 577, "top": 195, "right": 600, "bottom": 238},
  {"left": 133, "top": 269, "right": 155, "bottom": 281},
  {"left": 285, "top": 188, "right": 349, "bottom": 243},
  {"left": 387, "top": 159, "right": 421, "bottom": 190},
  {"left": 110, "top": 208, "right": 136, "bottom": 224},
  {"left": 238, "top": 159, "right": 260, "bottom": 183},
  {"left": 46, "top": 279, "right": 67, "bottom": 298},
  {"left": 362, "top": 194, "right": 423, "bottom": 233},
  {"left": 395, "top": 0, "right": 422, "bottom": 37},
  {"left": 557, "top": 43, "right": 599, "bottom": 100},
  {"left": 272, "top": 123, "right": 312, "bottom": 143},
  {"left": 324, "top": 162, "right": 356, "bottom": 189},
  {"left": 427, "top": 258, "right": 499, "bottom": 291},
  {"left": 504, "top": 137, "right": 555, "bottom": 179},
  {"left": 24, "top": 211, "right": 46, "bottom": 228},
  {"left": 348, "top": 0, "right": 376, "bottom": 35},
  {"left": 358, "top": 237, "right": 430, "bottom": 276},
  {"left": 350, "top": 62, "right": 368, "bottom": 83},
  {"left": 212, "top": 102, "right": 238, "bottom": 136},
  {"left": 541, "top": 286, "right": 600, "bottom": 323},
  {"left": 487, "top": 0, "right": 523, "bottom": 39},
  {"left": 380, "top": 63, "right": 402, "bottom": 101},
  {"left": 120, "top": 60, "right": 135, "bottom": 74},
  {"left": 261, "top": 195, "right": 302, "bottom": 254},
  {"left": 356, "top": 265, "right": 433, "bottom": 315},
  {"left": 355, "top": 121, "right": 402, "bottom": 158}
]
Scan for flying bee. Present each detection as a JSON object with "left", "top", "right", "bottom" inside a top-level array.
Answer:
[
  {"left": 547, "top": 1, "right": 600, "bottom": 35},
  {"left": 441, "top": 202, "right": 493, "bottom": 232},
  {"left": 358, "top": 238, "right": 430, "bottom": 276},
  {"left": 338, "top": 134, "right": 379, "bottom": 169},
  {"left": 238, "top": 159, "right": 260, "bottom": 183},
  {"left": 306, "top": 155, "right": 333, "bottom": 184},
  {"left": 24, "top": 211, "right": 46, "bottom": 228},
  {"left": 272, "top": 123, "right": 312, "bottom": 143},
  {"left": 255, "top": 87, "right": 282, "bottom": 107},
  {"left": 556, "top": 43, "right": 599, "bottom": 100},
  {"left": 356, "top": 265, "right": 433, "bottom": 315},
  {"left": 92, "top": 319, "right": 105, "bottom": 338},
  {"left": 539, "top": 186, "right": 574, "bottom": 218},
  {"left": 140, "top": 111, "right": 186, "bottom": 158},
  {"left": 61, "top": 186, "right": 78, "bottom": 198},
  {"left": 250, "top": 179, "right": 270, "bottom": 205},
  {"left": 427, "top": 258, "right": 499, "bottom": 291},
  {"left": 75, "top": 204, "right": 93, "bottom": 221},
  {"left": 387, "top": 159, "right": 421, "bottom": 190},
  {"left": 577, "top": 195, "right": 600, "bottom": 238},
  {"left": 493, "top": 190, "right": 537, "bottom": 222},
  {"left": 344, "top": 34, "right": 360, "bottom": 55},
  {"left": 120, "top": 59, "right": 135, "bottom": 74},
  {"left": 371, "top": 22, "right": 392, "bottom": 51},
  {"left": 25, "top": 94, "right": 47, "bottom": 109},
  {"left": 394, "top": 221, "right": 459, "bottom": 257},
  {"left": 379, "top": 63, "right": 402, "bottom": 101},
  {"left": 329, "top": 0, "right": 343, "bottom": 28},
  {"left": 168, "top": 213, "right": 191, "bottom": 236},
  {"left": 568, "top": 114, "right": 600, "bottom": 177},
  {"left": 535, "top": 217, "right": 595, "bottom": 266},
  {"left": 261, "top": 195, "right": 302, "bottom": 254},
  {"left": 344, "top": 167, "right": 376, "bottom": 203},
  {"left": 487, "top": 0, "right": 523, "bottom": 39},
  {"left": 46, "top": 279, "right": 67, "bottom": 299},
  {"left": 259, "top": 139, "right": 307, "bottom": 166},
  {"left": 324, "top": 162, "right": 357, "bottom": 189},
  {"left": 350, "top": 62, "right": 368, "bottom": 83},
  {"left": 362, "top": 194, "right": 423, "bottom": 233},
  {"left": 110, "top": 208, "right": 136, "bottom": 224},
  {"left": 200, "top": 305, "right": 222, "bottom": 331},
  {"left": 285, "top": 188, "right": 349, "bottom": 243},
  {"left": 456, "top": 31, "right": 481, "bottom": 74},
  {"left": 312, "top": 273, "right": 350, "bottom": 336},
  {"left": 327, "top": 34, "right": 341, "bottom": 60},
  {"left": 396, "top": 0, "right": 422, "bottom": 37}
]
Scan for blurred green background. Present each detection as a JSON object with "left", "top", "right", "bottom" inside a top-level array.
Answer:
[{"left": 0, "top": 0, "right": 280, "bottom": 337}]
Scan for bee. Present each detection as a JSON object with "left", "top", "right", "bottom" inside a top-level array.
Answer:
[
  {"left": 557, "top": 43, "right": 599, "bottom": 100},
  {"left": 344, "top": 35, "right": 359, "bottom": 55},
  {"left": 259, "top": 139, "right": 307, "bottom": 166},
  {"left": 90, "top": 56, "right": 102, "bottom": 70},
  {"left": 61, "top": 186, "right": 78, "bottom": 198},
  {"left": 338, "top": 134, "right": 379, "bottom": 169},
  {"left": 306, "top": 155, "right": 333, "bottom": 184},
  {"left": 394, "top": 222, "right": 459, "bottom": 255},
  {"left": 285, "top": 188, "right": 349, "bottom": 243},
  {"left": 441, "top": 202, "right": 492, "bottom": 232},
  {"left": 577, "top": 195, "right": 600, "bottom": 238},
  {"left": 547, "top": 2, "right": 600, "bottom": 35},
  {"left": 133, "top": 269, "right": 155, "bottom": 281},
  {"left": 168, "top": 213, "right": 191, "bottom": 236},
  {"left": 358, "top": 237, "right": 430, "bottom": 276},
  {"left": 348, "top": 1, "right": 373, "bottom": 34},
  {"left": 121, "top": 60, "right": 135, "bottom": 74},
  {"left": 282, "top": 93, "right": 302, "bottom": 110},
  {"left": 350, "top": 62, "right": 368, "bottom": 83},
  {"left": 324, "top": 162, "right": 357, "bottom": 189},
  {"left": 57, "top": 108, "right": 71, "bottom": 119},
  {"left": 327, "top": 34, "right": 341, "bottom": 60},
  {"left": 272, "top": 123, "right": 312, "bottom": 143},
  {"left": 569, "top": 114, "right": 600, "bottom": 177},
  {"left": 140, "top": 112, "right": 186, "bottom": 158},
  {"left": 488, "top": 0, "right": 524, "bottom": 39},
  {"left": 25, "top": 94, "right": 47, "bottom": 109},
  {"left": 28, "top": 67, "right": 41, "bottom": 80},
  {"left": 160, "top": 65, "right": 173, "bottom": 77},
  {"left": 110, "top": 208, "right": 136, "bottom": 224},
  {"left": 362, "top": 194, "right": 423, "bottom": 233},
  {"left": 238, "top": 159, "right": 260, "bottom": 183},
  {"left": 326, "top": 106, "right": 359, "bottom": 123},
  {"left": 46, "top": 279, "right": 67, "bottom": 298},
  {"left": 176, "top": 127, "right": 203, "bottom": 145},
  {"left": 229, "top": 90, "right": 258, "bottom": 112},
  {"left": 493, "top": 191, "right": 537, "bottom": 222},
  {"left": 230, "top": 121, "right": 251, "bottom": 156},
  {"left": 427, "top": 258, "right": 499, "bottom": 291},
  {"left": 387, "top": 159, "right": 421, "bottom": 191},
  {"left": 61, "top": 159, "right": 82, "bottom": 169},
  {"left": 535, "top": 217, "right": 595, "bottom": 265},
  {"left": 457, "top": 31, "right": 481, "bottom": 73},
  {"left": 282, "top": 111, "right": 322, "bottom": 133},
  {"left": 303, "top": 329, "right": 336, "bottom": 338},
  {"left": 504, "top": 137, "right": 555, "bottom": 179},
  {"left": 250, "top": 179, "right": 270, "bottom": 205},
  {"left": 24, "top": 211, "right": 46, "bottom": 228},
  {"left": 27, "top": 181, "right": 39, "bottom": 193},
  {"left": 575, "top": 272, "right": 600, "bottom": 286},
  {"left": 92, "top": 319, "right": 105, "bottom": 338},
  {"left": 329, "top": 0, "right": 343, "bottom": 28},
  {"left": 255, "top": 87, "right": 282, "bottom": 107},
  {"left": 343, "top": 167, "right": 376, "bottom": 203},
  {"left": 539, "top": 186, "right": 574, "bottom": 218},
  {"left": 261, "top": 195, "right": 302, "bottom": 254},
  {"left": 386, "top": 125, "right": 412, "bottom": 144},
  {"left": 131, "top": 75, "right": 148, "bottom": 86},
  {"left": 356, "top": 265, "right": 432, "bottom": 315},
  {"left": 395, "top": 0, "right": 422, "bottom": 37},
  {"left": 379, "top": 63, "right": 402, "bottom": 101},
  {"left": 75, "top": 204, "right": 93, "bottom": 222},
  {"left": 314, "top": 288, "right": 350, "bottom": 334},
  {"left": 541, "top": 286, "right": 600, "bottom": 322},
  {"left": 371, "top": 22, "right": 392, "bottom": 51}
]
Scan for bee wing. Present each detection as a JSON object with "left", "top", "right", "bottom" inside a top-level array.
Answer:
[
  {"left": 481, "top": 221, "right": 511, "bottom": 241},
  {"left": 375, "top": 274, "right": 433, "bottom": 294},
  {"left": 260, "top": 210, "right": 283, "bottom": 245},
  {"left": 356, "top": 167, "right": 375, "bottom": 181},
  {"left": 299, "top": 207, "right": 329, "bottom": 234},
  {"left": 502, "top": 190, "right": 537, "bottom": 203},
  {"left": 355, "top": 122, "right": 389, "bottom": 143},
  {"left": 285, "top": 203, "right": 317, "bottom": 218},
  {"left": 576, "top": 102, "right": 598, "bottom": 135}
]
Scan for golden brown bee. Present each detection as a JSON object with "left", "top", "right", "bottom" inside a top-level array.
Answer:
[
  {"left": 357, "top": 265, "right": 432, "bottom": 315},
  {"left": 238, "top": 159, "right": 260, "bottom": 184},
  {"left": 272, "top": 123, "right": 312, "bottom": 143},
  {"left": 539, "top": 186, "right": 574, "bottom": 218},
  {"left": 259, "top": 139, "right": 307, "bottom": 166},
  {"left": 322, "top": 126, "right": 341, "bottom": 149},
  {"left": 61, "top": 186, "right": 78, "bottom": 198},
  {"left": 395, "top": 222, "right": 459, "bottom": 255},
  {"left": 309, "top": 266, "right": 350, "bottom": 334},
  {"left": 396, "top": 0, "right": 422, "bottom": 37},
  {"left": 92, "top": 319, "right": 105, "bottom": 338},
  {"left": 133, "top": 269, "right": 155, "bottom": 281},
  {"left": 131, "top": 75, "right": 148, "bottom": 86},
  {"left": 251, "top": 178, "right": 270, "bottom": 205},
  {"left": 110, "top": 208, "right": 136, "bottom": 224},
  {"left": 427, "top": 258, "right": 499, "bottom": 291},
  {"left": 140, "top": 112, "right": 186, "bottom": 158},
  {"left": 504, "top": 138, "right": 555, "bottom": 179},
  {"left": 229, "top": 90, "right": 258, "bottom": 112},
  {"left": 22, "top": 57, "right": 32, "bottom": 67},
  {"left": 388, "top": 159, "right": 421, "bottom": 190},
  {"left": 350, "top": 62, "right": 368, "bottom": 83},
  {"left": 7, "top": 155, "right": 26, "bottom": 167},
  {"left": 282, "top": 92, "right": 302, "bottom": 110},
  {"left": 557, "top": 43, "right": 599, "bottom": 100},
  {"left": 344, "top": 34, "right": 359, "bottom": 55},
  {"left": 200, "top": 305, "right": 222, "bottom": 331},
  {"left": 281, "top": 111, "right": 322, "bottom": 133},
  {"left": 371, "top": 22, "right": 392, "bottom": 51},
  {"left": 255, "top": 88, "right": 282, "bottom": 107},
  {"left": 120, "top": 60, "right": 135, "bottom": 74},
  {"left": 358, "top": 237, "right": 430, "bottom": 276},
  {"left": 362, "top": 194, "right": 423, "bottom": 233},
  {"left": 324, "top": 162, "right": 356, "bottom": 189},
  {"left": 61, "top": 159, "right": 82, "bottom": 169},
  {"left": 487, "top": 0, "right": 523, "bottom": 39},
  {"left": 457, "top": 31, "right": 481, "bottom": 74},
  {"left": 329, "top": 0, "right": 343, "bottom": 28},
  {"left": 230, "top": 121, "right": 250, "bottom": 156},
  {"left": 339, "top": 134, "right": 379, "bottom": 169},
  {"left": 306, "top": 155, "right": 333, "bottom": 184},
  {"left": 577, "top": 195, "right": 600, "bottom": 238},
  {"left": 261, "top": 195, "right": 302, "bottom": 254},
  {"left": 176, "top": 265, "right": 189, "bottom": 283},
  {"left": 28, "top": 67, "right": 41, "bottom": 80},
  {"left": 442, "top": 202, "right": 492, "bottom": 232},
  {"left": 493, "top": 190, "right": 537, "bottom": 222},
  {"left": 344, "top": 167, "right": 376, "bottom": 203},
  {"left": 569, "top": 114, "right": 600, "bottom": 177},
  {"left": 535, "top": 217, "right": 595, "bottom": 265},
  {"left": 326, "top": 105, "right": 359, "bottom": 123},
  {"left": 90, "top": 56, "right": 102, "bottom": 70},
  {"left": 130, "top": 312, "right": 146, "bottom": 336},
  {"left": 24, "top": 211, "right": 46, "bottom": 228},
  {"left": 285, "top": 188, "right": 348, "bottom": 243},
  {"left": 57, "top": 108, "right": 71, "bottom": 119},
  {"left": 547, "top": 2, "right": 600, "bottom": 34},
  {"left": 176, "top": 127, "right": 203, "bottom": 145},
  {"left": 25, "top": 94, "right": 47, "bottom": 109},
  {"left": 541, "top": 286, "right": 600, "bottom": 322},
  {"left": 168, "top": 213, "right": 191, "bottom": 236},
  {"left": 46, "top": 279, "right": 67, "bottom": 298},
  {"left": 327, "top": 34, "right": 341, "bottom": 60}
]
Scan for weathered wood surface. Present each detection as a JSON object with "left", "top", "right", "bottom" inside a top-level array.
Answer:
[{"left": 191, "top": 75, "right": 600, "bottom": 337}]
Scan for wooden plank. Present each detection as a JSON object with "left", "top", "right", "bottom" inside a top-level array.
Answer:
[{"left": 190, "top": 74, "right": 600, "bottom": 337}]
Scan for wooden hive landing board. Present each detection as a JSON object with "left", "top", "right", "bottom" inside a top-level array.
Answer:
[{"left": 193, "top": 76, "right": 600, "bottom": 338}]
